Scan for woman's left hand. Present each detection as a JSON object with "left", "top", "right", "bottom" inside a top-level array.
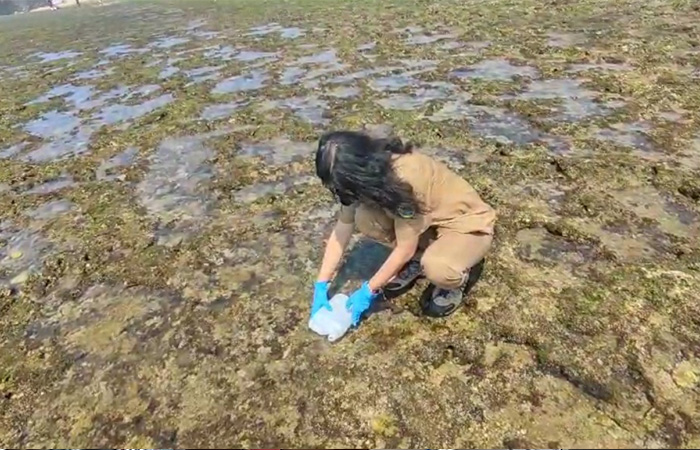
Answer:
[{"left": 346, "top": 282, "right": 380, "bottom": 326}]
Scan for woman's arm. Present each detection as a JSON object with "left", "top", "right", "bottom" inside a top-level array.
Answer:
[
  {"left": 367, "top": 234, "right": 419, "bottom": 292},
  {"left": 317, "top": 220, "right": 355, "bottom": 282}
]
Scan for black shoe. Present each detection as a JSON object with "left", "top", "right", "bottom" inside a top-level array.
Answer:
[
  {"left": 385, "top": 258, "right": 422, "bottom": 292},
  {"left": 421, "top": 259, "right": 485, "bottom": 317}
]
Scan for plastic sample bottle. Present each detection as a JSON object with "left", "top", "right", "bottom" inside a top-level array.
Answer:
[{"left": 308, "top": 293, "right": 352, "bottom": 342}]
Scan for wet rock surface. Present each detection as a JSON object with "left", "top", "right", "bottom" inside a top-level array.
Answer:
[{"left": 1, "top": 0, "right": 700, "bottom": 448}]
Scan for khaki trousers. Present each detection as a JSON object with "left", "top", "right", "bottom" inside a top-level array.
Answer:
[{"left": 355, "top": 204, "right": 493, "bottom": 289}]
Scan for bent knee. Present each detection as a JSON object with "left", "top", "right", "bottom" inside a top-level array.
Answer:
[{"left": 420, "top": 254, "right": 466, "bottom": 289}]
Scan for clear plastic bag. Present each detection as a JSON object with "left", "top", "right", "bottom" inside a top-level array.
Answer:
[{"left": 308, "top": 293, "right": 352, "bottom": 342}]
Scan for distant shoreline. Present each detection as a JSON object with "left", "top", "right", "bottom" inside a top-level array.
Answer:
[{"left": 3, "top": 0, "right": 110, "bottom": 15}]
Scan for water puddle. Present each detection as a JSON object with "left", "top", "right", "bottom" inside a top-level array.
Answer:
[
  {"left": 259, "top": 96, "right": 329, "bottom": 125},
  {"left": 151, "top": 36, "right": 191, "bottom": 49},
  {"left": 459, "top": 106, "right": 546, "bottom": 146},
  {"left": 362, "top": 123, "right": 395, "bottom": 139},
  {"left": 22, "top": 88, "right": 173, "bottom": 161},
  {"left": 516, "top": 227, "right": 596, "bottom": 268},
  {"left": 96, "top": 147, "right": 138, "bottom": 181},
  {"left": 154, "top": 57, "right": 184, "bottom": 80},
  {"left": 611, "top": 186, "right": 698, "bottom": 238},
  {"left": 93, "top": 94, "right": 174, "bottom": 126},
  {"left": 574, "top": 221, "right": 668, "bottom": 262},
  {"left": 280, "top": 27, "right": 305, "bottom": 39},
  {"left": 246, "top": 23, "right": 305, "bottom": 39},
  {"left": 234, "top": 175, "right": 315, "bottom": 203},
  {"left": 503, "top": 78, "right": 620, "bottom": 122},
  {"left": 22, "top": 111, "right": 94, "bottom": 162},
  {"left": 73, "top": 66, "right": 114, "bottom": 80},
  {"left": 406, "top": 32, "right": 457, "bottom": 46},
  {"left": 357, "top": 42, "right": 376, "bottom": 52},
  {"left": 377, "top": 87, "right": 450, "bottom": 110},
  {"left": 280, "top": 66, "right": 307, "bottom": 85},
  {"left": 303, "top": 61, "right": 348, "bottom": 85},
  {"left": 451, "top": 58, "right": 539, "bottom": 80},
  {"left": 100, "top": 43, "right": 148, "bottom": 58},
  {"left": 24, "top": 175, "right": 76, "bottom": 195},
  {"left": 212, "top": 70, "right": 268, "bottom": 94},
  {"left": 25, "top": 199, "right": 75, "bottom": 220},
  {"left": 159, "top": 65, "right": 180, "bottom": 79},
  {"left": 546, "top": 32, "right": 587, "bottom": 48},
  {"left": 189, "top": 30, "right": 221, "bottom": 40},
  {"left": 31, "top": 50, "right": 82, "bottom": 63},
  {"left": 633, "top": 137, "right": 700, "bottom": 171},
  {"left": 26, "top": 84, "right": 94, "bottom": 110},
  {"left": 167, "top": 55, "right": 186, "bottom": 65},
  {"left": 172, "top": 46, "right": 207, "bottom": 59},
  {"left": 594, "top": 121, "right": 653, "bottom": 152},
  {"left": 1, "top": 64, "right": 24, "bottom": 76},
  {"left": 145, "top": 58, "right": 163, "bottom": 68},
  {"left": 399, "top": 58, "right": 438, "bottom": 73},
  {"left": 368, "top": 74, "right": 419, "bottom": 92},
  {"left": 200, "top": 100, "right": 249, "bottom": 120},
  {"left": 80, "top": 85, "right": 133, "bottom": 110},
  {"left": 184, "top": 65, "right": 223, "bottom": 84},
  {"left": 439, "top": 41, "right": 464, "bottom": 50},
  {"left": 245, "top": 23, "right": 280, "bottom": 36},
  {"left": 505, "top": 182, "right": 565, "bottom": 219},
  {"left": 234, "top": 50, "right": 279, "bottom": 63},
  {"left": 657, "top": 109, "right": 688, "bottom": 123},
  {"left": 416, "top": 146, "right": 476, "bottom": 171},
  {"left": 598, "top": 225, "right": 668, "bottom": 261},
  {"left": 0, "top": 223, "right": 52, "bottom": 286},
  {"left": 237, "top": 138, "right": 313, "bottom": 166},
  {"left": 137, "top": 132, "right": 224, "bottom": 244},
  {"left": 429, "top": 98, "right": 567, "bottom": 151},
  {"left": 44, "top": 63, "right": 79, "bottom": 76},
  {"left": 20, "top": 131, "right": 93, "bottom": 162},
  {"left": 126, "top": 84, "right": 162, "bottom": 99},
  {"left": 324, "top": 86, "right": 361, "bottom": 99},
  {"left": 1, "top": 69, "right": 24, "bottom": 81},
  {"left": 295, "top": 49, "right": 338, "bottom": 66},
  {"left": 0, "top": 142, "right": 29, "bottom": 159},
  {"left": 203, "top": 45, "right": 238, "bottom": 61}
]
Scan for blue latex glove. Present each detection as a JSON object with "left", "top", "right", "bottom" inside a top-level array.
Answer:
[
  {"left": 311, "top": 281, "right": 331, "bottom": 316},
  {"left": 346, "top": 281, "right": 380, "bottom": 326}
]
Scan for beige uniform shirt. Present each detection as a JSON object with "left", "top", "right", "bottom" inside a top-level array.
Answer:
[{"left": 339, "top": 152, "right": 496, "bottom": 240}]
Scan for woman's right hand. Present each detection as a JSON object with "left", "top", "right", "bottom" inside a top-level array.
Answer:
[{"left": 311, "top": 281, "right": 332, "bottom": 316}]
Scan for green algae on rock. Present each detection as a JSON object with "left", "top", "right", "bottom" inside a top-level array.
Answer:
[{"left": 1, "top": 0, "right": 700, "bottom": 448}]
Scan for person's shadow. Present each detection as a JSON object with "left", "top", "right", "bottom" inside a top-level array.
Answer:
[
  {"left": 329, "top": 239, "right": 402, "bottom": 314},
  {"left": 330, "top": 239, "right": 390, "bottom": 294},
  {"left": 329, "top": 238, "right": 488, "bottom": 319}
]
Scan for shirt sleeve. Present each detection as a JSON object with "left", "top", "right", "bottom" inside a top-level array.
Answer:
[
  {"left": 338, "top": 203, "right": 357, "bottom": 224},
  {"left": 394, "top": 213, "right": 430, "bottom": 243}
]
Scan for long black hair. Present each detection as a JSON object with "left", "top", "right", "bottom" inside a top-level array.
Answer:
[{"left": 315, "top": 130, "right": 423, "bottom": 217}]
